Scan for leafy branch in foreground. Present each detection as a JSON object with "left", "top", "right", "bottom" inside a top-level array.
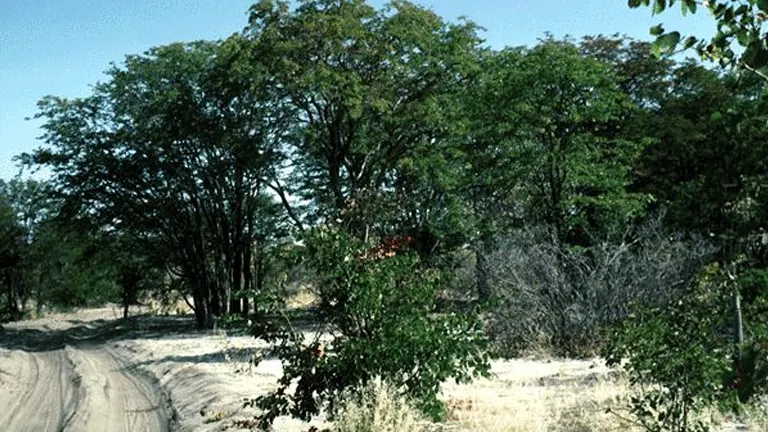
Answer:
[
  {"left": 604, "top": 261, "right": 768, "bottom": 431},
  {"left": 629, "top": 0, "right": 768, "bottom": 77}
]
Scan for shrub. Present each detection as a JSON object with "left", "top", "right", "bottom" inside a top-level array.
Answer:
[
  {"left": 485, "top": 218, "right": 714, "bottom": 357},
  {"left": 333, "top": 377, "right": 426, "bottom": 432},
  {"left": 603, "top": 263, "right": 745, "bottom": 432},
  {"left": 254, "top": 228, "right": 491, "bottom": 428}
]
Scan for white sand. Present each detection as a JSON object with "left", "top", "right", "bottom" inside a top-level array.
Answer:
[{"left": 0, "top": 307, "right": 762, "bottom": 431}]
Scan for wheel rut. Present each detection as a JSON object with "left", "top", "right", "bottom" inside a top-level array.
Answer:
[{"left": 0, "top": 319, "right": 174, "bottom": 432}]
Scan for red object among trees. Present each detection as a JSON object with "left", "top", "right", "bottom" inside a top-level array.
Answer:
[{"left": 360, "top": 235, "right": 416, "bottom": 261}]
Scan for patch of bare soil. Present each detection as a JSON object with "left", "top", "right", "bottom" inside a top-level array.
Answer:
[
  {"left": 0, "top": 307, "right": 174, "bottom": 432},
  {"left": 1, "top": 307, "right": 765, "bottom": 431}
]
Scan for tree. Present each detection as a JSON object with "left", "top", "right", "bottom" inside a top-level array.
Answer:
[
  {"left": 0, "top": 179, "right": 121, "bottom": 318},
  {"left": 579, "top": 35, "right": 675, "bottom": 109},
  {"left": 633, "top": 61, "right": 768, "bottom": 246},
  {"left": 466, "top": 38, "right": 648, "bottom": 248},
  {"left": 244, "top": 0, "right": 483, "bottom": 247},
  {"left": 0, "top": 181, "right": 25, "bottom": 319},
  {"left": 28, "top": 37, "right": 288, "bottom": 327},
  {"left": 0, "top": 179, "right": 52, "bottom": 317}
]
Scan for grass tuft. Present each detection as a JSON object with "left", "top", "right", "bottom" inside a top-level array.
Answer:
[{"left": 333, "top": 377, "right": 427, "bottom": 432}]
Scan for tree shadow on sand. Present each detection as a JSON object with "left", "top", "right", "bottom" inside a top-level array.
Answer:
[
  {"left": 0, "top": 311, "right": 318, "bottom": 367},
  {"left": 0, "top": 314, "right": 198, "bottom": 352}
]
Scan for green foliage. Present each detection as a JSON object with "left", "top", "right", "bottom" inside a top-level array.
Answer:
[
  {"left": 633, "top": 61, "right": 768, "bottom": 240},
  {"left": 33, "top": 227, "right": 120, "bottom": 308},
  {"left": 604, "top": 264, "right": 735, "bottom": 431},
  {"left": 13, "top": 0, "right": 768, "bottom": 428},
  {"left": 29, "top": 36, "right": 289, "bottom": 327},
  {"left": 732, "top": 266, "right": 768, "bottom": 403},
  {"left": 254, "top": 228, "right": 490, "bottom": 427},
  {"left": 603, "top": 261, "right": 768, "bottom": 431},
  {"left": 0, "top": 179, "right": 125, "bottom": 317},
  {"left": 628, "top": 0, "right": 768, "bottom": 73},
  {"left": 466, "top": 38, "right": 649, "bottom": 246},
  {"left": 245, "top": 0, "right": 482, "bottom": 243}
]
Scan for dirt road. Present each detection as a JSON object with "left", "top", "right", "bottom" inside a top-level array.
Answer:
[{"left": 0, "top": 313, "right": 174, "bottom": 432}]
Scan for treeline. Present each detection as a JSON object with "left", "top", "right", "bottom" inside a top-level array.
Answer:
[
  {"left": 4, "top": 0, "right": 768, "bottom": 426},
  {"left": 0, "top": 178, "right": 165, "bottom": 320},
  {"left": 3, "top": 0, "right": 766, "bottom": 332}
]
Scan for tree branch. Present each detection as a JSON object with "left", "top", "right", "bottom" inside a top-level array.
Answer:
[{"left": 267, "top": 179, "right": 305, "bottom": 232}]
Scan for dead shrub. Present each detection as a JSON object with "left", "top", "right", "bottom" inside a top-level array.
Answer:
[{"left": 485, "top": 214, "right": 715, "bottom": 357}]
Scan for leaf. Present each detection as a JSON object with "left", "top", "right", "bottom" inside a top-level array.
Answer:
[
  {"left": 652, "top": 0, "right": 667, "bottom": 15},
  {"left": 723, "top": 6, "right": 734, "bottom": 23},
  {"left": 742, "top": 39, "right": 768, "bottom": 69},
  {"left": 759, "top": 0, "right": 768, "bottom": 13},
  {"left": 650, "top": 24, "right": 665, "bottom": 36},
  {"left": 683, "top": 0, "right": 697, "bottom": 14},
  {"left": 655, "top": 31, "right": 681, "bottom": 53},
  {"left": 737, "top": 29, "right": 752, "bottom": 46},
  {"left": 713, "top": 3, "right": 726, "bottom": 17},
  {"left": 683, "top": 36, "right": 697, "bottom": 50},
  {"left": 628, "top": 0, "right": 642, "bottom": 7}
]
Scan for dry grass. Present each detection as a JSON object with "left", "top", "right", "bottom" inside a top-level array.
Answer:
[
  {"left": 286, "top": 286, "right": 320, "bottom": 310},
  {"left": 740, "top": 402, "right": 768, "bottom": 431},
  {"left": 433, "top": 358, "right": 768, "bottom": 432},
  {"left": 438, "top": 359, "right": 633, "bottom": 432},
  {"left": 333, "top": 377, "right": 427, "bottom": 432}
]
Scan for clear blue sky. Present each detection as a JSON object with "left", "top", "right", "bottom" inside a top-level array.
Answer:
[{"left": 0, "top": 0, "right": 715, "bottom": 180}]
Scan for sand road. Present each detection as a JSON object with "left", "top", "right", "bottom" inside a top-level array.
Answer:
[{"left": 0, "top": 313, "right": 174, "bottom": 432}]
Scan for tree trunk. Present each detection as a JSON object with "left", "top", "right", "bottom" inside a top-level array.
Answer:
[
  {"left": 476, "top": 245, "right": 492, "bottom": 302},
  {"left": 193, "top": 291, "right": 208, "bottom": 329},
  {"left": 242, "top": 211, "right": 254, "bottom": 315},
  {"left": 230, "top": 297, "right": 242, "bottom": 314},
  {"left": 189, "top": 268, "right": 211, "bottom": 328},
  {"left": 211, "top": 279, "right": 222, "bottom": 320},
  {"left": 230, "top": 233, "right": 243, "bottom": 315}
]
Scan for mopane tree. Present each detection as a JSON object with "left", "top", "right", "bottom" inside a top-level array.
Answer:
[
  {"left": 633, "top": 61, "right": 768, "bottom": 246},
  {"left": 245, "top": 0, "right": 483, "bottom": 249},
  {"left": 579, "top": 35, "right": 675, "bottom": 109},
  {"left": 0, "top": 181, "right": 25, "bottom": 319},
  {"left": 462, "top": 39, "right": 652, "bottom": 300},
  {"left": 0, "top": 179, "right": 118, "bottom": 317},
  {"left": 467, "top": 39, "right": 649, "bottom": 248},
  {"left": 29, "top": 37, "right": 289, "bottom": 328}
]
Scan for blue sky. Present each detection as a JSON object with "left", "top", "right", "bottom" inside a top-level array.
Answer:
[{"left": 0, "top": 0, "right": 715, "bottom": 180}]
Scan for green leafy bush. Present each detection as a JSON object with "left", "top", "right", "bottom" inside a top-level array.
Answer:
[
  {"left": 732, "top": 266, "right": 768, "bottom": 403},
  {"left": 603, "top": 263, "right": 742, "bottom": 431},
  {"left": 254, "top": 228, "right": 490, "bottom": 428}
]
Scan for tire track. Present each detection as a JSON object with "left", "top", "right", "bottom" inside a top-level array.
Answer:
[
  {"left": 0, "top": 316, "right": 174, "bottom": 432},
  {"left": 0, "top": 349, "right": 79, "bottom": 432},
  {"left": 65, "top": 345, "right": 170, "bottom": 432}
]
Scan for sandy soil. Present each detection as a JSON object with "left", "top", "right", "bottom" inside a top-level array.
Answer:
[
  {"left": 0, "top": 307, "right": 764, "bottom": 432},
  {"left": 0, "top": 307, "right": 325, "bottom": 432},
  {"left": 0, "top": 307, "right": 174, "bottom": 432}
]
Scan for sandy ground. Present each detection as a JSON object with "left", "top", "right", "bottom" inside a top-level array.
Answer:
[
  {"left": 0, "top": 307, "right": 765, "bottom": 432},
  {"left": 0, "top": 307, "right": 173, "bottom": 432},
  {"left": 0, "top": 307, "right": 327, "bottom": 432}
]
